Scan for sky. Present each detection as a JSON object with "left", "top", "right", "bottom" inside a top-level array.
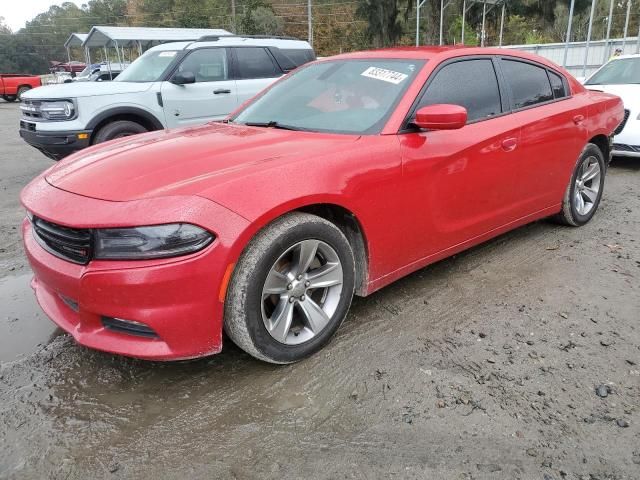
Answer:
[{"left": 3, "top": 0, "right": 85, "bottom": 31}]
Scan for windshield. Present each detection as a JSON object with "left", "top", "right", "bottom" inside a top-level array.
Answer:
[
  {"left": 586, "top": 57, "right": 640, "bottom": 85},
  {"left": 77, "top": 65, "right": 92, "bottom": 78},
  {"left": 116, "top": 50, "right": 178, "bottom": 83},
  {"left": 232, "top": 59, "right": 425, "bottom": 134}
]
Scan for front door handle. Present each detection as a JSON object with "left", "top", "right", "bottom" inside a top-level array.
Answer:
[
  {"left": 573, "top": 114, "right": 585, "bottom": 125},
  {"left": 214, "top": 89, "right": 231, "bottom": 95},
  {"left": 501, "top": 137, "right": 518, "bottom": 152}
]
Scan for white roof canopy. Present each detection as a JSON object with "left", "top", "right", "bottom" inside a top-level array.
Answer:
[
  {"left": 64, "top": 33, "right": 88, "bottom": 49},
  {"left": 82, "top": 26, "right": 232, "bottom": 48}
]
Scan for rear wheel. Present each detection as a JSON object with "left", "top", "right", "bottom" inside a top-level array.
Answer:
[
  {"left": 224, "top": 213, "right": 355, "bottom": 364},
  {"left": 93, "top": 120, "right": 148, "bottom": 144},
  {"left": 556, "top": 143, "right": 605, "bottom": 226},
  {"left": 17, "top": 86, "right": 31, "bottom": 100}
]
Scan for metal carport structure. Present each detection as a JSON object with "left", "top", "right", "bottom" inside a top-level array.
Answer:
[
  {"left": 63, "top": 33, "right": 88, "bottom": 63},
  {"left": 81, "top": 26, "right": 232, "bottom": 66}
]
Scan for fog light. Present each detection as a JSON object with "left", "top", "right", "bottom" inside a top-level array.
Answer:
[
  {"left": 101, "top": 317, "right": 159, "bottom": 338},
  {"left": 58, "top": 294, "right": 79, "bottom": 312}
]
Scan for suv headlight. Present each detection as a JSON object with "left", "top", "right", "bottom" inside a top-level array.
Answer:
[
  {"left": 94, "top": 224, "right": 214, "bottom": 260},
  {"left": 39, "top": 100, "right": 75, "bottom": 120}
]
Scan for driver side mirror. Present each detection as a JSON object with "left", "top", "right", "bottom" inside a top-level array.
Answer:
[
  {"left": 172, "top": 71, "right": 196, "bottom": 85},
  {"left": 412, "top": 104, "right": 467, "bottom": 130}
]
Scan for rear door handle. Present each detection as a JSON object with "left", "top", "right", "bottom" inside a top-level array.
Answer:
[
  {"left": 214, "top": 89, "right": 231, "bottom": 95},
  {"left": 573, "top": 114, "right": 585, "bottom": 125},
  {"left": 501, "top": 137, "right": 517, "bottom": 152}
]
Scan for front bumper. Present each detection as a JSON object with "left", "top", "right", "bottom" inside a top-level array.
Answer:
[
  {"left": 19, "top": 123, "right": 91, "bottom": 160},
  {"left": 20, "top": 179, "right": 250, "bottom": 360},
  {"left": 612, "top": 143, "right": 640, "bottom": 158}
]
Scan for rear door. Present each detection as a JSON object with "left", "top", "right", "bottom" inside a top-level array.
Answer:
[
  {"left": 160, "top": 47, "right": 237, "bottom": 128},
  {"left": 399, "top": 56, "right": 523, "bottom": 259},
  {"left": 496, "top": 57, "right": 588, "bottom": 212},
  {"left": 231, "top": 47, "right": 284, "bottom": 106}
]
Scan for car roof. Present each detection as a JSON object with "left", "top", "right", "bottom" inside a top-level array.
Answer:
[
  {"left": 148, "top": 37, "right": 312, "bottom": 52},
  {"left": 320, "top": 46, "right": 570, "bottom": 73}
]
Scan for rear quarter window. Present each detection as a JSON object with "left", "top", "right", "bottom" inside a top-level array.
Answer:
[
  {"left": 281, "top": 48, "right": 316, "bottom": 67},
  {"left": 548, "top": 70, "right": 567, "bottom": 98},
  {"left": 501, "top": 59, "right": 554, "bottom": 109},
  {"left": 234, "top": 47, "right": 281, "bottom": 79}
]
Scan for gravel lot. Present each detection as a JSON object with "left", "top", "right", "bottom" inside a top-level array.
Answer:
[{"left": 0, "top": 98, "right": 639, "bottom": 480}]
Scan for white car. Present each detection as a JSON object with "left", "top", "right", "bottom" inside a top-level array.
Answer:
[
  {"left": 19, "top": 35, "right": 315, "bottom": 160},
  {"left": 584, "top": 54, "right": 640, "bottom": 158}
]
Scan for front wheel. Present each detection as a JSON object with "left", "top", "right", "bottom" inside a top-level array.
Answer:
[
  {"left": 93, "top": 120, "right": 148, "bottom": 144},
  {"left": 224, "top": 213, "right": 355, "bottom": 364},
  {"left": 556, "top": 143, "right": 605, "bottom": 227},
  {"left": 2, "top": 95, "right": 17, "bottom": 102}
]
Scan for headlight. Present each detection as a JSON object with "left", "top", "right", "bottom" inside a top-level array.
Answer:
[
  {"left": 39, "top": 100, "right": 75, "bottom": 120},
  {"left": 94, "top": 224, "right": 213, "bottom": 260}
]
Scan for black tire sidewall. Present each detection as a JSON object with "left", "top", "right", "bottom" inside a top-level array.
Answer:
[
  {"left": 242, "top": 221, "right": 355, "bottom": 363},
  {"left": 568, "top": 145, "right": 605, "bottom": 226},
  {"left": 94, "top": 121, "right": 147, "bottom": 144}
]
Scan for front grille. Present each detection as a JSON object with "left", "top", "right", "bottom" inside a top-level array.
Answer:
[
  {"left": 614, "top": 109, "right": 630, "bottom": 135},
  {"left": 20, "top": 100, "right": 43, "bottom": 119},
  {"left": 32, "top": 216, "right": 92, "bottom": 264},
  {"left": 20, "top": 120, "right": 36, "bottom": 131},
  {"left": 612, "top": 143, "right": 640, "bottom": 153}
]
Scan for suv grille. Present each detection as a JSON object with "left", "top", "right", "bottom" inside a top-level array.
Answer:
[
  {"left": 614, "top": 109, "right": 630, "bottom": 135},
  {"left": 32, "top": 217, "right": 92, "bottom": 264}
]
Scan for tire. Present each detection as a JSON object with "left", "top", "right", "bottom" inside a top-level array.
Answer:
[
  {"left": 3, "top": 95, "right": 17, "bottom": 102},
  {"left": 556, "top": 143, "right": 606, "bottom": 227},
  {"left": 93, "top": 120, "right": 148, "bottom": 144},
  {"left": 17, "top": 86, "right": 31, "bottom": 100},
  {"left": 224, "top": 212, "right": 356, "bottom": 364}
]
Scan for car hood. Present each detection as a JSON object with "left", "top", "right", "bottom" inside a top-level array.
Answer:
[
  {"left": 584, "top": 83, "right": 639, "bottom": 104},
  {"left": 45, "top": 123, "right": 360, "bottom": 202},
  {"left": 23, "top": 81, "right": 153, "bottom": 99}
]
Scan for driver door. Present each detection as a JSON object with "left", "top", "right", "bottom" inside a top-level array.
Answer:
[
  {"left": 399, "top": 57, "right": 523, "bottom": 260},
  {"left": 160, "top": 48, "right": 237, "bottom": 128}
]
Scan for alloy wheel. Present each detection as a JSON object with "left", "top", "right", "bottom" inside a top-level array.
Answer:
[
  {"left": 573, "top": 156, "right": 601, "bottom": 216},
  {"left": 261, "top": 239, "right": 344, "bottom": 345}
]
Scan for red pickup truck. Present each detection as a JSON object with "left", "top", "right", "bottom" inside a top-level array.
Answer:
[{"left": 0, "top": 74, "right": 41, "bottom": 102}]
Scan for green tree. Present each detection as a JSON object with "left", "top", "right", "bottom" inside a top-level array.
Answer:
[{"left": 356, "top": 0, "right": 413, "bottom": 47}]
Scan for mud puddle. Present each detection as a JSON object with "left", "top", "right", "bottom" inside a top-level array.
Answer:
[{"left": 0, "top": 274, "right": 60, "bottom": 363}]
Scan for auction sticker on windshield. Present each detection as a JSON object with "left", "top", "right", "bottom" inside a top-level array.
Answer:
[
  {"left": 158, "top": 51, "right": 177, "bottom": 57},
  {"left": 361, "top": 67, "right": 408, "bottom": 84}
]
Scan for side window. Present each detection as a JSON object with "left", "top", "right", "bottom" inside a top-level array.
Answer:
[
  {"left": 234, "top": 47, "right": 281, "bottom": 79},
  {"left": 548, "top": 70, "right": 567, "bottom": 99},
  {"left": 501, "top": 59, "right": 554, "bottom": 108},
  {"left": 417, "top": 59, "right": 502, "bottom": 122},
  {"left": 281, "top": 48, "right": 315, "bottom": 67},
  {"left": 177, "top": 48, "right": 228, "bottom": 82}
]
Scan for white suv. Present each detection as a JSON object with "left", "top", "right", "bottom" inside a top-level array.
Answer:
[{"left": 19, "top": 35, "right": 315, "bottom": 160}]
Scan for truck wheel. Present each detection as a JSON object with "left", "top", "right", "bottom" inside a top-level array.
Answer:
[
  {"left": 93, "top": 120, "right": 148, "bottom": 144},
  {"left": 3, "top": 95, "right": 17, "bottom": 103},
  {"left": 17, "top": 86, "right": 31, "bottom": 100}
]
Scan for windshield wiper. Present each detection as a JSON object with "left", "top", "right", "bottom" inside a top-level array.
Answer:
[{"left": 242, "top": 121, "right": 305, "bottom": 131}]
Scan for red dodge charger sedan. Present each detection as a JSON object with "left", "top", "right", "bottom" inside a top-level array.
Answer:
[{"left": 21, "top": 47, "right": 624, "bottom": 363}]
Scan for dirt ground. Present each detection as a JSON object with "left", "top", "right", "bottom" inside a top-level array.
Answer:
[{"left": 0, "top": 99, "right": 639, "bottom": 480}]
